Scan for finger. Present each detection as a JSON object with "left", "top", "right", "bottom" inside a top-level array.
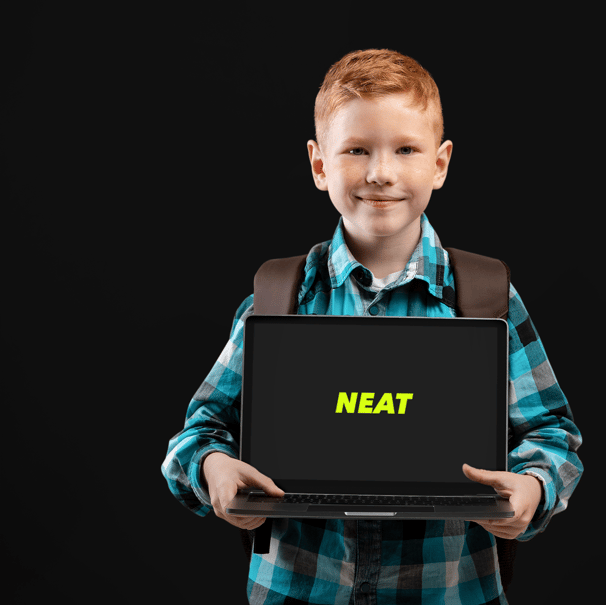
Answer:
[
  {"left": 462, "top": 464, "right": 499, "bottom": 485},
  {"left": 237, "top": 517, "right": 266, "bottom": 531},
  {"left": 244, "top": 468, "right": 285, "bottom": 497},
  {"left": 212, "top": 484, "right": 238, "bottom": 517},
  {"left": 462, "top": 464, "right": 512, "bottom": 490},
  {"left": 470, "top": 514, "right": 522, "bottom": 526},
  {"left": 471, "top": 523, "right": 516, "bottom": 539},
  {"left": 470, "top": 519, "right": 524, "bottom": 539},
  {"left": 487, "top": 528, "right": 520, "bottom": 539},
  {"left": 246, "top": 517, "right": 268, "bottom": 531},
  {"left": 475, "top": 516, "right": 515, "bottom": 524},
  {"left": 226, "top": 515, "right": 266, "bottom": 530}
]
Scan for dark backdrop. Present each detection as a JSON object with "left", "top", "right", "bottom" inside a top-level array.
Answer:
[{"left": 5, "top": 7, "right": 598, "bottom": 604}]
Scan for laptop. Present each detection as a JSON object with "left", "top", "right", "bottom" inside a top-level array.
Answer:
[{"left": 226, "top": 314, "right": 514, "bottom": 520}]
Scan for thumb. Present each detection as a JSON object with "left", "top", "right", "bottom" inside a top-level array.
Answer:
[
  {"left": 246, "top": 467, "right": 285, "bottom": 497},
  {"left": 462, "top": 464, "right": 509, "bottom": 489}
]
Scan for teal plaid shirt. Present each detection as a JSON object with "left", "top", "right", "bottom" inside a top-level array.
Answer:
[{"left": 161, "top": 213, "right": 583, "bottom": 604}]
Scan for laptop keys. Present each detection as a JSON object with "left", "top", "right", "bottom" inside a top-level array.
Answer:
[{"left": 256, "top": 494, "right": 493, "bottom": 506}]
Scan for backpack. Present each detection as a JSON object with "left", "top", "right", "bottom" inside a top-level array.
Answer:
[{"left": 240, "top": 247, "right": 517, "bottom": 593}]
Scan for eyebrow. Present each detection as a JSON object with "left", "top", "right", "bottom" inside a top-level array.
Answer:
[
  {"left": 341, "top": 137, "right": 366, "bottom": 146},
  {"left": 340, "top": 135, "right": 423, "bottom": 146}
]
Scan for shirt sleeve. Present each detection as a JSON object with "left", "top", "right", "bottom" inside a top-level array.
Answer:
[
  {"left": 160, "top": 294, "right": 254, "bottom": 516},
  {"left": 505, "top": 283, "right": 583, "bottom": 541}
]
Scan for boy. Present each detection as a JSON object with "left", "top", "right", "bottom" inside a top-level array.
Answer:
[{"left": 162, "top": 49, "right": 583, "bottom": 604}]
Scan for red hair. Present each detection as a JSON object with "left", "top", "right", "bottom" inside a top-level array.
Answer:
[{"left": 314, "top": 49, "right": 444, "bottom": 149}]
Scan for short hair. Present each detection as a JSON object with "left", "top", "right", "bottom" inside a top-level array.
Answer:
[{"left": 314, "top": 49, "right": 444, "bottom": 149}]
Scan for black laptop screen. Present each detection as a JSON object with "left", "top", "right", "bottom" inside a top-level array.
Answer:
[{"left": 241, "top": 315, "right": 508, "bottom": 496}]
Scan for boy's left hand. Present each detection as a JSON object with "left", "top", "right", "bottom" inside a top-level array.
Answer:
[{"left": 462, "top": 463, "right": 543, "bottom": 539}]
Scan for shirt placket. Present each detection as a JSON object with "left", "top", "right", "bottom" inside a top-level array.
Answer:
[
  {"left": 365, "top": 291, "right": 384, "bottom": 316},
  {"left": 350, "top": 520, "right": 382, "bottom": 604}
]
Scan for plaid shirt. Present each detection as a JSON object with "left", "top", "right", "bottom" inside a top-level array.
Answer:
[{"left": 161, "top": 213, "right": 583, "bottom": 604}]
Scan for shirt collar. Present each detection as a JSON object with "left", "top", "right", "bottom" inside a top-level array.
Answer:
[{"left": 326, "top": 213, "right": 451, "bottom": 301}]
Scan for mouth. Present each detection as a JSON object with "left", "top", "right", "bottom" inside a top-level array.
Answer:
[{"left": 356, "top": 196, "right": 405, "bottom": 208}]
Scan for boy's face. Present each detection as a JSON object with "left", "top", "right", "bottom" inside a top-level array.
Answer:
[{"left": 308, "top": 93, "right": 452, "bottom": 245}]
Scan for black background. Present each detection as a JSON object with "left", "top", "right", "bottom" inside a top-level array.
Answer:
[{"left": 5, "top": 6, "right": 600, "bottom": 604}]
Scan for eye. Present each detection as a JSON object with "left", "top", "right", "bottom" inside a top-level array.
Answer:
[
  {"left": 348, "top": 148, "right": 366, "bottom": 155},
  {"left": 399, "top": 146, "right": 414, "bottom": 155}
]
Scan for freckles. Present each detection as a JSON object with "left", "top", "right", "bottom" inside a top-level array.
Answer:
[
  {"left": 336, "top": 161, "right": 361, "bottom": 179},
  {"left": 332, "top": 164, "right": 361, "bottom": 191},
  {"left": 410, "top": 161, "right": 433, "bottom": 179}
]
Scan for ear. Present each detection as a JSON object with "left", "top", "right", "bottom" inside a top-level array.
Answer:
[
  {"left": 432, "top": 140, "right": 453, "bottom": 190},
  {"left": 307, "top": 140, "right": 328, "bottom": 191}
]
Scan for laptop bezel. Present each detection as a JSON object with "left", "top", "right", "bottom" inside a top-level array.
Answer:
[{"left": 239, "top": 314, "right": 509, "bottom": 497}]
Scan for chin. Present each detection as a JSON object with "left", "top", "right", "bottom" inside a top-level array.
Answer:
[{"left": 365, "top": 219, "right": 418, "bottom": 237}]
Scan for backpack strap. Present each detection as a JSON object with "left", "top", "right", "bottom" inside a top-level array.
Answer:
[
  {"left": 253, "top": 255, "right": 307, "bottom": 315},
  {"left": 242, "top": 254, "right": 308, "bottom": 557},
  {"left": 444, "top": 248, "right": 511, "bottom": 319},
  {"left": 250, "top": 249, "right": 511, "bottom": 319},
  {"left": 445, "top": 247, "right": 516, "bottom": 592}
]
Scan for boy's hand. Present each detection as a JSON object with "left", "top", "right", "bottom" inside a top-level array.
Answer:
[
  {"left": 462, "top": 463, "right": 543, "bottom": 539},
  {"left": 202, "top": 452, "right": 284, "bottom": 530}
]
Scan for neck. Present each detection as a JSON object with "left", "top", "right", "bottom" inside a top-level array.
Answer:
[{"left": 342, "top": 219, "right": 422, "bottom": 279}]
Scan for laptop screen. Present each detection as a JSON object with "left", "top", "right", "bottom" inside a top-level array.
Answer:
[{"left": 241, "top": 315, "right": 508, "bottom": 496}]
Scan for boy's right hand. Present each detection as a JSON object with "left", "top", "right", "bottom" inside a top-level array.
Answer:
[{"left": 202, "top": 452, "right": 284, "bottom": 530}]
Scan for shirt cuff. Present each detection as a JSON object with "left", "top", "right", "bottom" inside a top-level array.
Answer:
[{"left": 516, "top": 467, "right": 555, "bottom": 541}]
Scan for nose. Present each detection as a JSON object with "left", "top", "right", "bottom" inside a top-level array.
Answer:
[{"left": 366, "top": 152, "right": 397, "bottom": 186}]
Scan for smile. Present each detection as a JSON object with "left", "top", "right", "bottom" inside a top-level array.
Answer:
[{"left": 356, "top": 197, "right": 404, "bottom": 208}]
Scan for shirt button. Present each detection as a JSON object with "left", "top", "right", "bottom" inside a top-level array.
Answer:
[
  {"left": 360, "top": 582, "right": 371, "bottom": 593},
  {"left": 368, "top": 305, "right": 379, "bottom": 316},
  {"left": 355, "top": 268, "right": 368, "bottom": 284}
]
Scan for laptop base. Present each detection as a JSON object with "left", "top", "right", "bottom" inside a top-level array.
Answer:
[{"left": 226, "top": 491, "right": 514, "bottom": 520}]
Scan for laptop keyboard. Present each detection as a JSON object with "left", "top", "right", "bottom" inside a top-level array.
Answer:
[{"left": 250, "top": 494, "right": 492, "bottom": 506}]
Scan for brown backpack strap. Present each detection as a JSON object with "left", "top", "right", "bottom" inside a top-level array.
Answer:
[
  {"left": 445, "top": 247, "right": 516, "bottom": 593},
  {"left": 252, "top": 250, "right": 510, "bottom": 318},
  {"left": 445, "top": 248, "right": 510, "bottom": 319},
  {"left": 253, "top": 255, "right": 308, "bottom": 315},
  {"left": 245, "top": 254, "right": 307, "bottom": 555}
]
